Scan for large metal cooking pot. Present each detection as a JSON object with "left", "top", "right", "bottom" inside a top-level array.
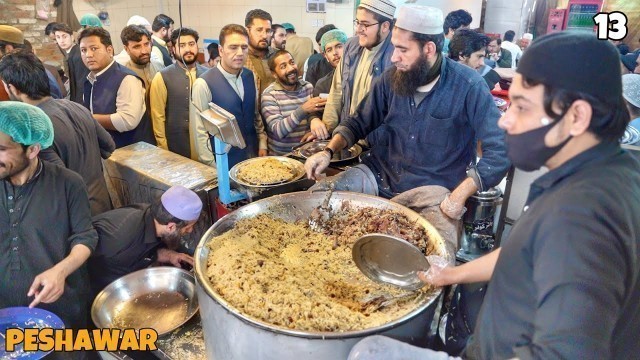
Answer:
[{"left": 194, "top": 191, "right": 448, "bottom": 360}]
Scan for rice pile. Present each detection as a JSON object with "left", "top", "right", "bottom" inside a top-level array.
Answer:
[
  {"left": 236, "top": 158, "right": 296, "bottom": 185},
  {"left": 205, "top": 206, "right": 435, "bottom": 332}
]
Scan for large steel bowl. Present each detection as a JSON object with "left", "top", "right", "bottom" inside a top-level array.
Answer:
[
  {"left": 91, "top": 267, "right": 199, "bottom": 336},
  {"left": 194, "top": 191, "right": 448, "bottom": 360}
]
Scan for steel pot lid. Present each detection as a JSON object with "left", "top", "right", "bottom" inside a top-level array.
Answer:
[
  {"left": 352, "top": 233, "right": 430, "bottom": 291},
  {"left": 472, "top": 187, "right": 502, "bottom": 200}
]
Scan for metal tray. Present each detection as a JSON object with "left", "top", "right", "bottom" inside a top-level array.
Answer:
[
  {"left": 294, "top": 140, "right": 362, "bottom": 165},
  {"left": 229, "top": 156, "right": 305, "bottom": 189}
]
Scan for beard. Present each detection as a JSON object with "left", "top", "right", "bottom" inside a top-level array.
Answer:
[
  {"left": 131, "top": 55, "right": 150, "bottom": 66},
  {"left": 176, "top": 52, "right": 197, "bottom": 65},
  {"left": 279, "top": 69, "right": 298, "bottom": 86},
  {"left": 0, "top": 152, "right": 30, "bottom": 181},
  {"left": 391, "top": 53, "right": 431, "bottom": 97},
  {"left": 161, "top": 229, "right": 183, "bottom": 250}
]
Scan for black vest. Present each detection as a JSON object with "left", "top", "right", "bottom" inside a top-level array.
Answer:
[
  {"left": 152, "top": 39, "right": 173, "bottom": 67},
  {"left": 200, "top": 67, "right": 258, "bottom": 168},
  {"left": 159, "top": 63, "right": 208, "bottom": 158},
  {"left": 82, "top": 62, "right": 156, "bottom": 148}
]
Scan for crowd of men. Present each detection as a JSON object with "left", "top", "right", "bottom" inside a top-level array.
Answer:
[{"left": 0, "top": 1, "right": 639, "bottom": 359}]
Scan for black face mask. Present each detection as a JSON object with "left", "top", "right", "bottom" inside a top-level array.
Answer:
[{"left": 505, "top": 116, "right": 572, "bottom": 172}]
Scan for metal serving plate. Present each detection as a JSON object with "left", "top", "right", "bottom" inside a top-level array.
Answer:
[
  {"left": 353, "top": 234, "right": 431, "bottom": 291},
  {"left": 297, "top": 140, "right": 362, "bottom": 163},
  {"left": 229, "top": 156, "right": 305, "bottom": 188},
  {"left": 91, "top": 267, "right": 199, "bottom": 337}
]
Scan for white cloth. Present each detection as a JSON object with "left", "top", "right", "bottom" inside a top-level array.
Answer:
[
  {"left": 396, "top": 5, "right": 443, "bottom": 35},
  {"left": 501, "top": 40, "right": 522, "bottom": 68}
]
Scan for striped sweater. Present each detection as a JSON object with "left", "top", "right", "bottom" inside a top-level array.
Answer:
[{"left": 261, "top": 79, "right": 316, "bottom": 155}]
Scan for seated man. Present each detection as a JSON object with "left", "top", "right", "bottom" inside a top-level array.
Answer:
[
  {"left": 349, "top": 31, "right": 640, "bottom": 360},
  {"left": 261, "top": 49, "right": 327, "bottom": 154},
  {"left": 89, "top": 186, "right": 202, "bottom": 294},
  {"left": 486, "top": 35, "right": 512, "bottom": 69},
  {"left": 448, "top": 29, "right": 500, "bottom": 90}
]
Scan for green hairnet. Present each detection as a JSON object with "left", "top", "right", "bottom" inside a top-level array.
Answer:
[
  {"left": 321, "top": 29, "right": 348, "bottom": 53},
  {"left": 80, "top": 14, "right": 103, "bottom": 28},
  {"left": 0, "top": 102, "right": 54, "bottom": 148}
]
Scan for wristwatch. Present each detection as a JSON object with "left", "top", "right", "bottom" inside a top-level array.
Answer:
[{"left": 323, "top": 147, "right": 334, "bottom": 159}]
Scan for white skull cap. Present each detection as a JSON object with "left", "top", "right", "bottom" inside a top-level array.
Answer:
[{"left": 395, "top": 5, "right": 444, "bottom": 35}]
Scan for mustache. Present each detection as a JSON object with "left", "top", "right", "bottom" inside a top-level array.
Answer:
[{"left": 286, "top": 70, "right": 297, "bottom": 77}]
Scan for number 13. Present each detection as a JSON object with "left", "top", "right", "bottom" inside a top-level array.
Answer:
[{"left": 593, "top": 12, "right": 628, "bottom": 41}]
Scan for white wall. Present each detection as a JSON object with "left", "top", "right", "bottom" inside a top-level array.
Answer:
[
  {"left": 392, "top": 0, "right": 483, "bottom": 29},
  {"left": 73, "top": 0, "right": 355, "bottom": 54},
  {"left": 74, "top": 0, "right": 488, "bottom": 54},
  {"left": 483, "top": 0, "right": 527, "bottom": 39}
]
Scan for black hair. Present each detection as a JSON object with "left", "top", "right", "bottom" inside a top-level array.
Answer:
[
  {"left": 120, "top": 25, "right": 151, "bottom": 45},
  {"left": 245, "top": 9, "right": 272, "bottom": 27},
  {"left": 403, "top": 30, "right": 444, "bottom": 54},
  {"left": 0, "top": 50, "right": 50, "bottom": 100},
  {"left": 448, "top": 28, "right": 489, "bottom": 60},
  {"left": 45, "top": 22, "right": 60, "bottom": 36},
  {"left": 152, "top": 14, "right": 174, "bottom": 32},
  {"left": 151, "top": 196, "right": 189, "bottom": 228},
  {"left": 0, "top": 40, "right": 25, "bottom": 55},
  {"left": 443, "top": 9, "right": 472, "bottom": 33},
  {"left": 170, "top": 27, "right": 200, "bottom": 46},
  {"left": 504, "top": 30, "right": 515, "bottom": 42},
  {"left": 207, "top": 42, "right": 219, "bottom": 59},
  {"left": 523, "top": 76, "right": 629, "bottom": 142},
  {"left": 219, "top": 24, "right": 249, "bottom": 47},
  {"left": 272, "top": 24, "right": 284, "bottom": 31},
  {"left": 77, "top": 26, "right": 112, "bottom": 47},
  {"left": 489, "top": 35, "right": 502, "bottom": 45},
  {"left": 315, "top": 24, "right": 337, "bottom": 44},
  {"left": 627, "top": 100, "right": 640, "bottom": 118},
  {"left": 51, "top": 23, "right": 73, "bottom": 35},
  {"left": 267, "top": 49, "right": 292, "bottom": 72}
]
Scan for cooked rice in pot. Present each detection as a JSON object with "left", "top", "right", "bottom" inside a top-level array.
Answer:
[{"left": 205, "top": 206, "right": 437, "bottom": 332}]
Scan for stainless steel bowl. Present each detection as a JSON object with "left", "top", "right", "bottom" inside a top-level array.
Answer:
[
  {"left": 91, "top": 267, "right": 199, "bottom": 336},
  {"left": 195, "top": 191, "right": 449, "bottom": 360}
]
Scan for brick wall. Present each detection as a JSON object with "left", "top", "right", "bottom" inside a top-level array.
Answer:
[{"left": 0, "top": 0, "right": 64, "bottom": 67}]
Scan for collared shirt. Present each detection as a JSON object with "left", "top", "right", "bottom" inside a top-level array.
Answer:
[
  {"left": 350, "top": 40, "right": 383, "bottom": 115},
  {"left": 217, "top": 62, "right": 245, "bottom": 100},
  {"left": 89, "top": 204, "right": 160, "bottom": 293},
  {"left": 149, "top": 63, "right": 200, "bottom": 152},
  {"left": 323, "top": 39, "right": 386, "bottom": 132},
  {"left": 467, "top": 142, "right": 640, "bottom": 359},
  {"left": 151, "top": 35, "right": 170, "bottom": 66},
  {"left": 37, "top": 97, "right": 115, "bottom": 216},
  {"left": 189, "top": 69, "right": 268, "bottom": 166},
  {"left": 0, "top": 160, "right": 98, "bottom": 329},
  {"left": 501, "top": 40, "right": 522, "bottom": 68},
  {"left": 244, "top": 47, "right": 276, "bottom": 96},
  {"left": 87, "top": 61, "right": 147, "bottom": 132},
  {"left": 122, "top": 59, "right": 163, "bottom": 91},
  {"left": 261, "top": 79, "right": 316, "bottom": 155},
  {"left": 334, "top": 57, "right": 509, "bottom": 198}
]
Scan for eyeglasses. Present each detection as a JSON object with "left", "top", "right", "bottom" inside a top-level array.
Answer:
[{"left": 353, "top": 20, "right": 379, "bottom": 30}]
